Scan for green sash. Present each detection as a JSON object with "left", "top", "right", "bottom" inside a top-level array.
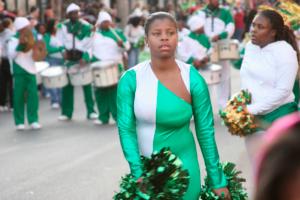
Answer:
[{"left": 256, "top": 102, "right": 298, "bottom": 129}]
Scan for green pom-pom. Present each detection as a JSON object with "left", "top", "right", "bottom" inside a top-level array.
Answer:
[
  {"left": 114, "top": 148, "right": 189, "bottom": 200},
  {"left": 200, "top": 162, "right": 248, "bottom": 200}
]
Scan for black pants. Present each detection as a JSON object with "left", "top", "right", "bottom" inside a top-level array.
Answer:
[{"left": 0, "top": 58, "right": 13, "bottom": 108}]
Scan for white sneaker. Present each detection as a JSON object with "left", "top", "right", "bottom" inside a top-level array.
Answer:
[
  {"left": 51, "top": 103, "right": 60, "bottom": 109},
  {"left": 93, "top": 119, "right": 105, "bottom": 125},
  {"left": 3, "top": 106, "right": 8, "bottom": 111},
  {"left": 108, "top": 119, "right": 116, "bottom": 125},
  {"left": 58, "top": 115, "right": 70, "bottom": 121},
  {"left": 0, "top": 106, "right": 4, "bottom": 112},
  {"left": 88, "top": 112, "right": 98, "bottom": 120},
  {"left": 30, "top": 122, "right": 42, "bottom": 130},
  {"left": 16, "top": 124, "right": 25, "bottom": 131}
]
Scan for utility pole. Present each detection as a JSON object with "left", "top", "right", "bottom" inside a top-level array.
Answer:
[{"left": 116, "top": 0, "right": 129, "bottom": 28}]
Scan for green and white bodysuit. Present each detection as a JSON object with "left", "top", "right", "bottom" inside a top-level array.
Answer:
[{"left": 117, "top": 60, "right": 227, "bottom": 199}]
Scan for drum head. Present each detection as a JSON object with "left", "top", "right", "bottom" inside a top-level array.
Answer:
[
  {"left": 68, "top": 65, "right": 90, "bottom": 74},
  {"left": 35, "top": 61, "right": 49, "bottom": 73},
  {"left": 90, "top": 60, "right": 117, "bottom": 69},
  {"left": 208, "top": 64, "right": 222, "bottom": 71},
  {"left": 41, "top": 66, "right": 64, "bottom": 77}
]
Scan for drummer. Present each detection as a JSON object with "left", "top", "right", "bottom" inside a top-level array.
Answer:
[
  {"left": 7, "top": 17, "right": 41, "bottom": 130},
  {"left": 90, "top": 11, "right": 130, "bottom": 125},
  {"left": 177, "top": 15, "right": 210, "bottom": 69},
  {"left": 43, "top": 18, "right": 64, "bottom": 109},
  {"left": 56, "top": 3, "right": 97, "bottom": 121},
  {"left": 195, "top": 0, "right": 235, "bottom": 109}
]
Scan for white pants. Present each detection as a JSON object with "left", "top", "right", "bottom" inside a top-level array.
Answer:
[{"left": 244, "top": 131, "right": 265, "bottom": 166}]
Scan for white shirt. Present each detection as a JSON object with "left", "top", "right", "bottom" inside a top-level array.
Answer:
[
  {"left": 56, "top": 19, "right": 93, "bottom": 52},
  {"left": 0, "top": 28, "right": 14, "bottom": 58},
  {"left": 7, "top": 36, "right": 36, "bottom": 74},
  {"left": 124, "top": 24, "right": 144, "bottom": 45},
  {"left": 240, "top": 41, "right": 298, "bottom": 115},
  {"left": 91, "top": 31, "right": 124, "bottom": 62}
]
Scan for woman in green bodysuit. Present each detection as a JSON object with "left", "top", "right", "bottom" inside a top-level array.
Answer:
[{"left": 117, "top": 12, "right": 230, "bottom": 200}]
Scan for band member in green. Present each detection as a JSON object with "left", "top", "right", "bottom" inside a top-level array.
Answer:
[
  {"left": 8, "top": 17, "right": 41, "bottom": 130},
  {"left": 56, "top": 3, "right": 97, "bottom": 121},
  {"left": 91, "top": 11, "right": 130, "bottom": 125}
]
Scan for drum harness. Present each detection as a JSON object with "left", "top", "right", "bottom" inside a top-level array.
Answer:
[{"left": 67, "top": 21, "right": 83, "bottom": 62}]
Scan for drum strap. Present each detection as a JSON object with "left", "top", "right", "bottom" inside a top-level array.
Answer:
[
  {"left": 205, "top": 7, "right": 222, "bottom": 33},
  {"left": 72, "top": 33, "right": 76, "bottom": 50}
]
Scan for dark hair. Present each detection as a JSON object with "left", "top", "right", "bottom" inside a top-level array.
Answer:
[
  {"left": 129, "top": 16, "right": 141, "bottom": 27},
  {"left": 30, "top": 6, "right": 38, "bottom": 13},
  {"left": 255, "top": 122, "right": 300, "bottom": 200},
  {"left": 2, "top": 18, "right": 12, "bottom": 28},
  {"left": 46, "top": 18, "right": 56, "bottom": 34},
  {"left": 144, "top": 11, "right": 177, "bottom": 36},
  {"left": 259, "top": 9, "right": 300, "bottom": 63}
]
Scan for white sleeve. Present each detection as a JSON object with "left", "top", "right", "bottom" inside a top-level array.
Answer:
[
  {"left": 7, "top": 38, "right": 19, "bottom": 60},
  {"left": 177, "top": 38, "right": 194, "bottom": 62},
  {"left": 225, "top": 22, "right": 235, "bottom": 39},
  {"left": 247, "top": 47, "right": 298, "bottom": 114},
  {"left": 123, "top": 41, "right": 131, "bottom": 51},
  {"left": 124, "top": 25, "right": 133, "bottom": 43}
]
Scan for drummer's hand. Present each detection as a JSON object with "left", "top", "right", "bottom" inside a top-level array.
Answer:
[
  {"left": 193, "top": 59, "right": 202, "bottom": 68},
  {"left": 212, "top": 35, "right": 220, "bottom": 42},
  {"left": 79, "top": 59, "right": 86, "bottom": 67},
  {"left": 200, "top": 57, "right": 209, "bottom": 66},
  {"left": 117, "top": 40, "right": 123, "bottom": 47},
  {"left": 63, "top": 51, "right": 69, "bottom": 60},
  {"left": 213, "top": 187, "right": 231, "bottom": 200}
]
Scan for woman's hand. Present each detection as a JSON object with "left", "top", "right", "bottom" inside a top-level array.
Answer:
[
  {"left": 117, "top": 40, "right": 123, "bottom": 47},
  {"left": 213, "top": 187, "right": 231, "bottom": 199},
  {"left": 79, "top": 59, "right": 86, "bottom": 67},
  {"left": 211, "top": 35, "right": 220, "bottom": 42}
]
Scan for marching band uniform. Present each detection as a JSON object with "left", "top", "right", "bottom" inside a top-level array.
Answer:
[
  {"left": 195, "top": 5, "right": 235, "bottom": 109},
  {"left": 117, "top": 60, "right": 227, "bottom": 199},
  {"left": 241, "top": 41, "right": 298, "bottom": 123},
  {"left": 56, "top": 3, "right": 97, "bottom": 120},
  {"left": 241, "top": 41, "right": 298, "bottom": 162},
  {"left": 177, "top": 15, "right": 211, "bottom": 66},
  {"left": 91, "top": 11, "right": 130, "bottom": 125},
  {"left": 8, "top": 17, "right": 41, "bottom": 130}
]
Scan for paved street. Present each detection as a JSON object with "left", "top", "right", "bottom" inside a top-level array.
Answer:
[{"left": 0, "top": 68, "right": 255, "bottom": 200}]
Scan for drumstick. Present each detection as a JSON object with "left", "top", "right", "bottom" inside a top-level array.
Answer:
[{"left": 109, "top": 27, "right": 122, "bottom": 42}]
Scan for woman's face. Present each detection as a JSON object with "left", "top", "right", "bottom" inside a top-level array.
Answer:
[
  {"left": 250, "top": 14, "right": 276, "bottom": 47},
  {"left": 100, "top": 21, "right": 111, "bottom": 30},
  {"left": 279, "top": 169, "right": 300, "bottom": 200},
  {"left": 145, "top": 18, "right": 178, "bottom": 59}
]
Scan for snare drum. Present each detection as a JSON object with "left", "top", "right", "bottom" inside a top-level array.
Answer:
[
  {"left": 199, "top": 64, "right": 222, "bottom": 85},
  {"left": 35, "top": 61, "right": 49, "bottom": 84},
  {"left": 67, "top": 64, "right": 93, "bottom": 86},
  {"left": 90, "top": 61, "right": 120, "bottom": 87},
  {"left": 40, "top": 66, "right": 68, "bottom": 88},
  {"left": 218, "top": 39, "right": 240, "bottom": 60}
]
